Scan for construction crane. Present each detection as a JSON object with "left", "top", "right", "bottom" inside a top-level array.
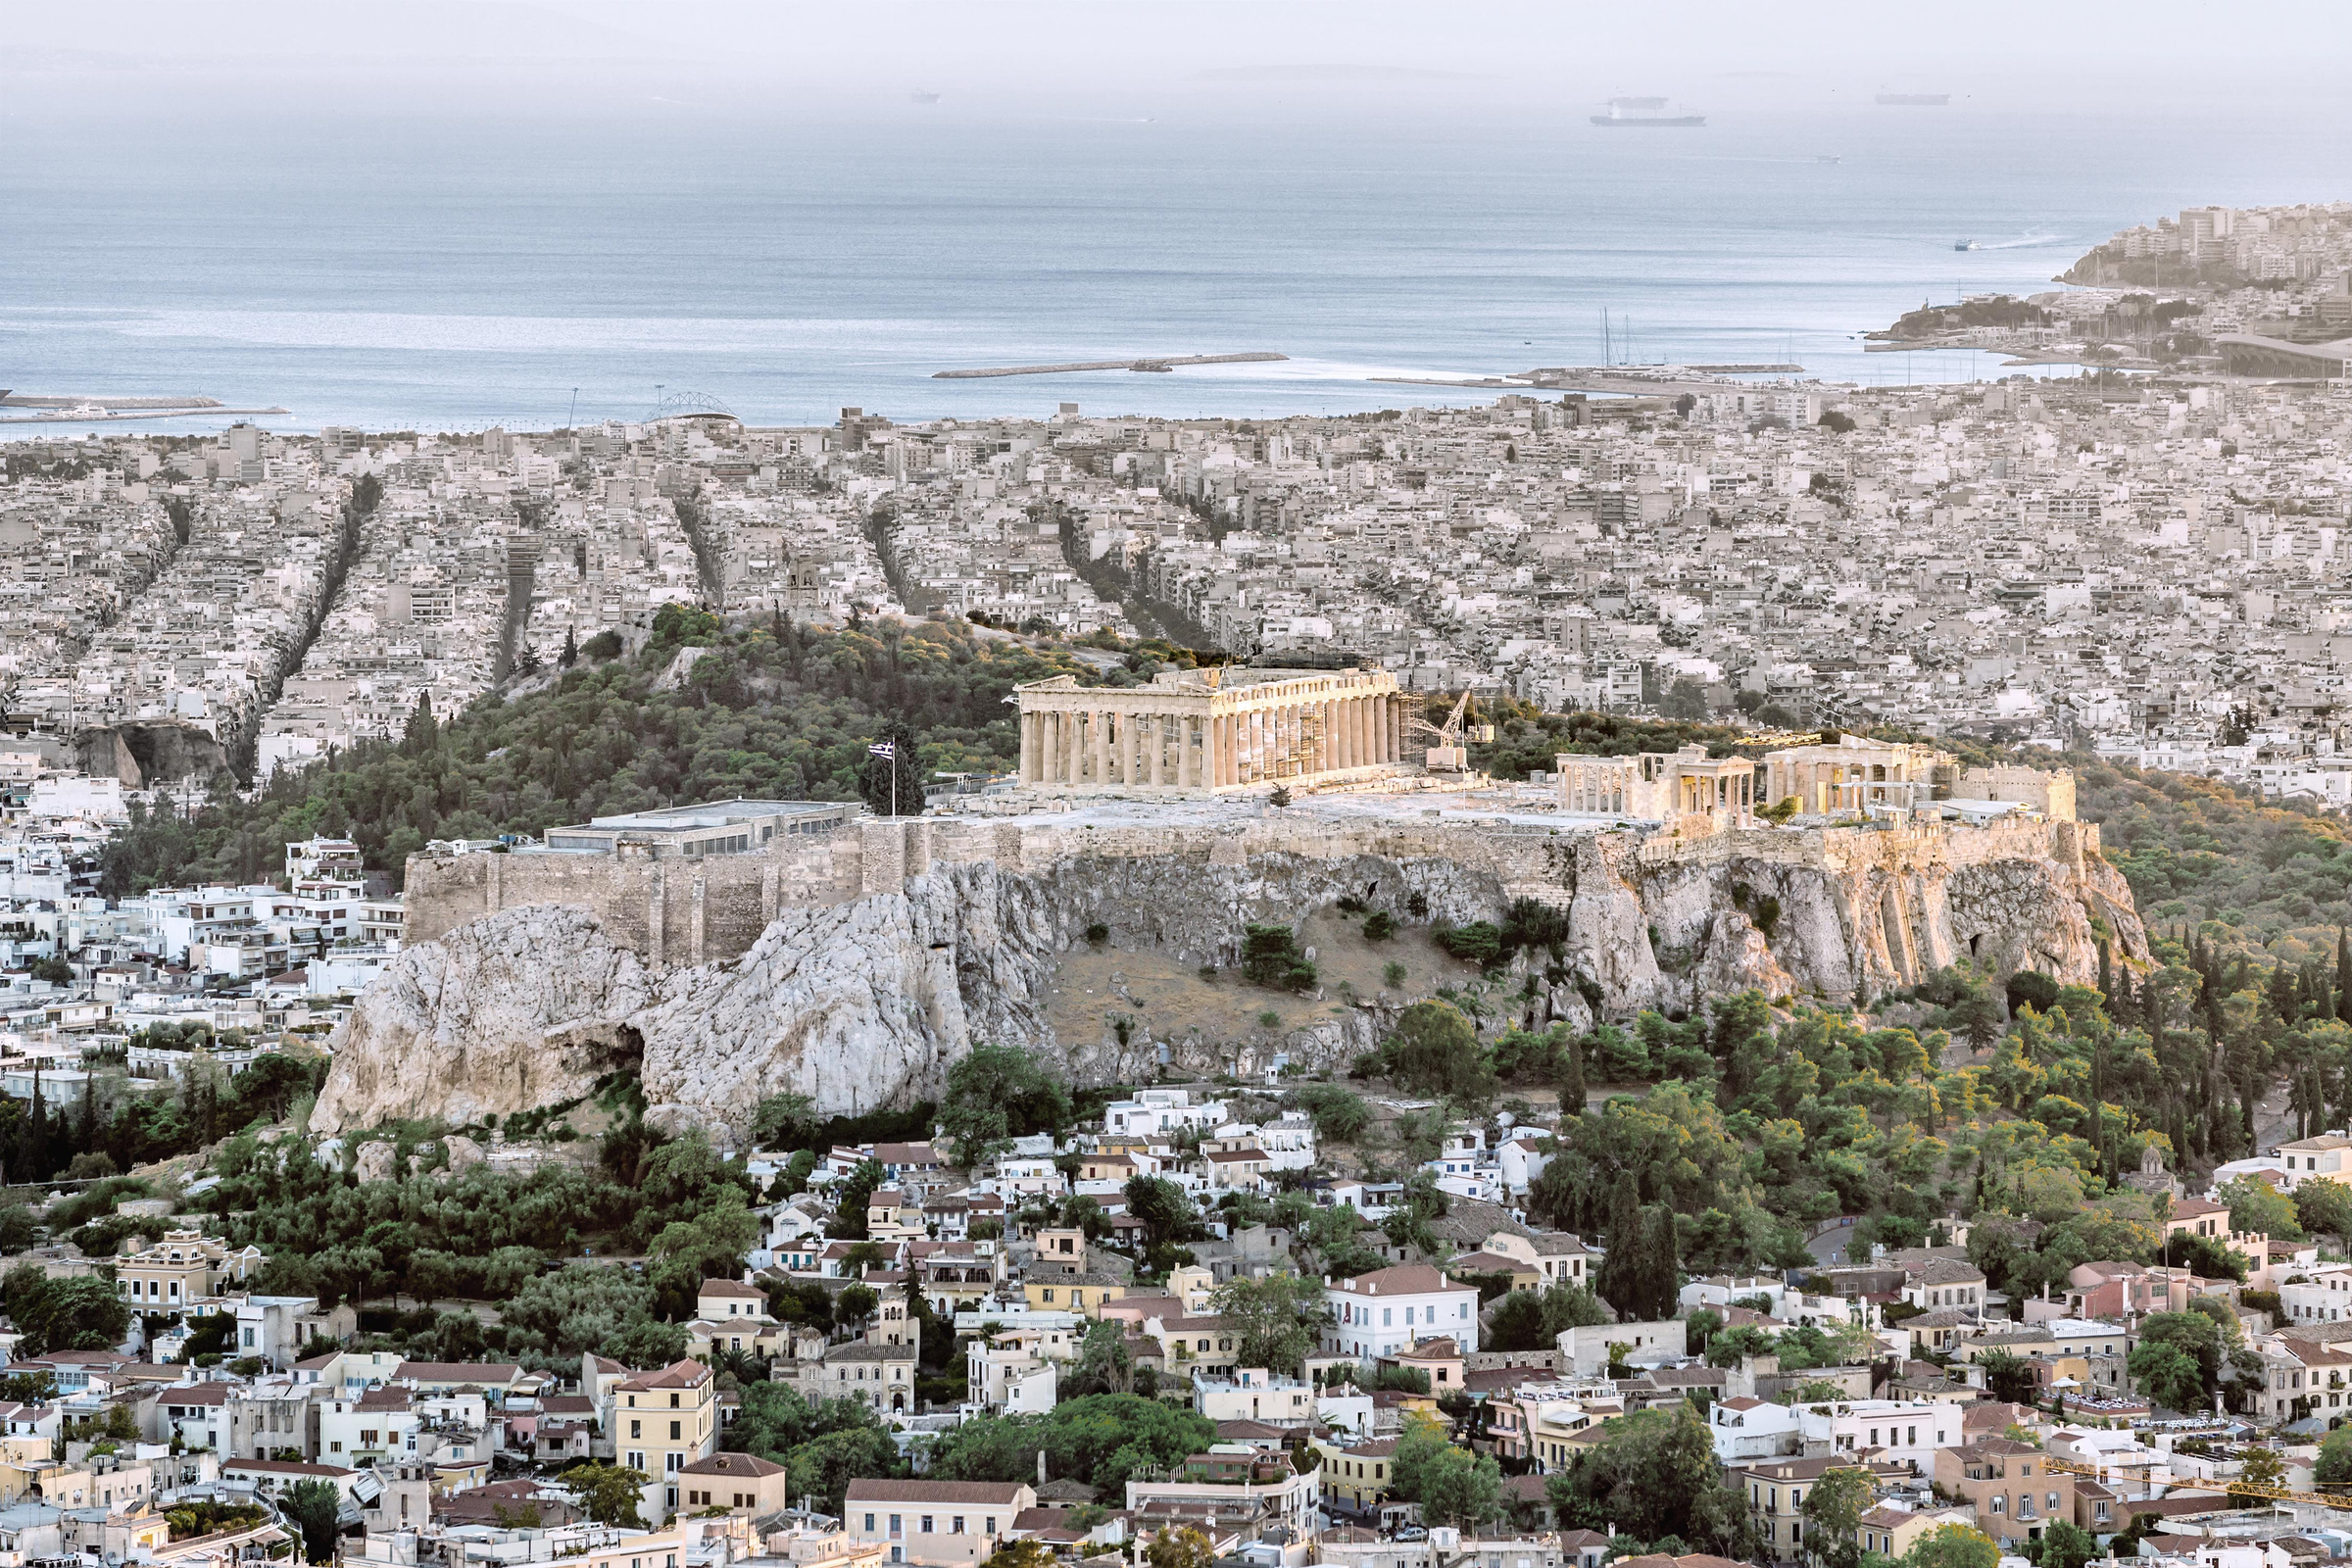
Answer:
[
  {"left": 1408, "top": 690, "right": 1476, "bottom": 773},
  {"left": 2041, "top": 1456, "right": 2352, "bottom": 1512}
]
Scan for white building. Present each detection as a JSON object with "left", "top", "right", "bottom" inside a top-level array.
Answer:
[
  {"left": 1323, "top": 1264, "right": 1481, "bottom": 1362},
  {"left": 1102, "top": 1088, "right": 1229, "bottom": 1138},
  {"left": 1194, "top": 1367, "right": 1316, "bottom": 1427},
  {"left": 1793, "top": 1399, "right": 1957, "bottom": 1475},
  {"left": 1710, "top": 1396, "right": 1801, "bottom": 1462}
]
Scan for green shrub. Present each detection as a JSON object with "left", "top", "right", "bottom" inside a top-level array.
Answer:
[
  {"left": 1434, "top": 921, "right": 1501, "bottom": 966},
  {"left": 1242, "top": 924, "right": 1316, "bottom": 993}
]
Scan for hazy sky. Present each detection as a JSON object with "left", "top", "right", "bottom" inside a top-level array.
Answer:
[{"left": 10, "top": 0, "right": 2350, "bottom": 125}]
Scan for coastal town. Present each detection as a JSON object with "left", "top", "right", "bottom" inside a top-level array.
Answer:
[{"left": 7, "top": 188, "right": 2352, "bottom": 1568}]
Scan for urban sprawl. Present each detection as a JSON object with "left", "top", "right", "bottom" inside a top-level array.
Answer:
[{"left": 4, "top": 201, "right": 2352, "bottom": 1568}]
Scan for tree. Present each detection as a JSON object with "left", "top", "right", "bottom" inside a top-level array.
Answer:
[
  {"left": 1, "top": 1264, "right": 130, "bottom": 1357},
  {"left": 1385, "top": 1001, "right": 1494, "bottom": 1102},
  {"left": 1898, "top": 1526, "right": 1999, "bottom": 1568},
  {"left": 1977, "top": 1348, "right": 2037, "bottom": 1405},
  {"left": 1210, "top": 1273, "right": 1323, "bottom": 1377},
  {"left": 1144, "top": 1526, "right": 1216, "bottom": 1568},
  {"left": 1490, "top": 1284, "right": 1609, "bottom": 1351},
  {"left": 1593, "top": 1173, "right": 1644, "bottom": 1319},
  {"left": 1393, "top": 1415, "right": 1502, "bottom": 1529},
  {"left": 561, "top": 626, "right": 579, "bottom": 668},
  {"left": 1123, "top": 1175, "right": 1201, "bottom": 1271},
  {"left": 786, "top": 1425, "right": 904, "bottom": 1515},
  {"left": 2232, "top": 1446, "right": 2285, "bottom": 1503},
  {"left": 2318, "top": 1427, "right": 2352, "bottom": 1488},
  {"left": 929, "top": 1395, "right": 1214, "bottom": 1496},
  {"left": 1240, "top": 924, "right": 1316, "bottom": 993},
  {"left": 1798, "top": 1464, "right": 1874, "bottom": 1568},
  {"left": 2130, "top": 1341, "right": 2206, "bottom": 1414},
  {"left": 1066, "top": 1319, "right": 1135, "bottom": 1396},
  {"left": 983, "top": 1543, "right": 1062, "bottom": 1568},
  {"left": 750, "top": 1092, "right": 821, "bottom": 1151},
  {"left": 830, "top": 1160, "right": 886, "bottom": 1241},
  {"left": 837, "top": 1283, "right": 880, "bottom": 1327},
  {"left": 1295, "top": 1084, "right": 1370, "bottom": 1143},
  {"left": 2299, "top": 1177, "right": 2352, "bottom": 1250},
  {"left": 1544, "top": 1404, "right": 1756, "bottom": 1557},
  {"left": 563, "top": 1462, "right": 647, "bottom": 1528},
  {"left": 282, "top": 1479, "right": 342, "bottom": 1565},
  {"left": 2217, "top": 1175, "right": 2302, "bottom": 1240},
  {"left": 938, "top": 1044, "right": 1072, "bottom": 1166},
  {"left": 2162, "top": 1230, "right": 2247, "bottom": 1283}
]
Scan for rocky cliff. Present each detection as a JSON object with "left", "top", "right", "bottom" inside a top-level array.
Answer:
[{"left": 313, "top": 815, "right": 2147, "bottom": 1137}]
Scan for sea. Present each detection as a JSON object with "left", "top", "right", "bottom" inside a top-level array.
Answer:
[{"left": 8, "top": 94, "right": 2352, "bottom": 437}]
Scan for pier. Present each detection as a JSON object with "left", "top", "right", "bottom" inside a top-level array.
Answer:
[{"left": 934, "top": 352, "right": 1287, "bottom": 379}]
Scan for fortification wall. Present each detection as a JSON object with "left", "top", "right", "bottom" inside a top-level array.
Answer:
[{"left": 406, "top": 811, "right": 2099, "bottom": 972}]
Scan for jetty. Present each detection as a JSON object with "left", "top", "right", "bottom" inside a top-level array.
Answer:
[{"left": 934, "top": 352, "right": 1287, "bottom": 379}]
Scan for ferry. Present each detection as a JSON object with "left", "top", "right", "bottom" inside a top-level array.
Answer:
[
  {"left": 1954, "top": 239, "right": 1979, "bottom": 252},
  {"left": 1591, "top": 96, "right": 1704, "bottom": 126}
]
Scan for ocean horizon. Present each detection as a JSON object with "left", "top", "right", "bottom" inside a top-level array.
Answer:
[{"left": 9, "top": 95, "right": 2351, "bottom": 437}]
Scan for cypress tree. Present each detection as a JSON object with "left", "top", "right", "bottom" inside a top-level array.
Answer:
[
  {"left": 2090, "top": 1044, "right": 2108, "bottom": 1180},
  {"left": 1561, "top": 1036, "right": 1587, "bottom": 1116},
  {"left": 2339, "top": 926, "right": 2352, "bottom": 1023},
  {"left": 1597, "top": 1173, "right": 1643, "bottom": 1319},
  {"left": 2099, "top": 942, "right": 2113, "bottom": 1007},
  {"left": 1641, "top": 1204, "right": 1681, "bottom": 1321}
]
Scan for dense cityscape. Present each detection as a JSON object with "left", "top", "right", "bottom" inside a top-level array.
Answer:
[{"left": 10, "top": 169, "right": 2352, "bottom": 1568}]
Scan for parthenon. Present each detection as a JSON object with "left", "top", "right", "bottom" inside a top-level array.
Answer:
[{"left": 1013, "top": 667, "right": 1408, "bottom": 795}]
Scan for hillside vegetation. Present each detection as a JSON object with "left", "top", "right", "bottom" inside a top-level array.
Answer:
[{"left": 100, "top": 610, "right": 1130, "bottom": 892}]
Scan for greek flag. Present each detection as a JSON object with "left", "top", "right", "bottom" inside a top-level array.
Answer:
[{"left": 867, "top": 742, "right": 897, "bottom": 760}]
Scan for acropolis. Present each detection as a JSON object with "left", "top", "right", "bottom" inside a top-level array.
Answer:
[{"left": 1012, "top": 666, "right": 1409, "bottom": 795}]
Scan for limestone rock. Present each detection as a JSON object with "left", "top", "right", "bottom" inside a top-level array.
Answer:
[
  {"left": 316, "top": 819, "right": 2149, "bottom": 1137},
  {"left": 312, "top": 904, "right": 655, "bottom": 1134},
  {"left": 442, "top": 1136, "right": 486, "bottom": 1173},
  {"left": 353, "top": 1141, "right": 398, "bottom": 1184}
]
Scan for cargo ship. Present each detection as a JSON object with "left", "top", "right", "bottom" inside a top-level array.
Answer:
[
  {"left": 1876, "top": 92, "right": 1950, "bottom": 105},
  {"left": 1591, "top": 96, "right": 1704, "bottom": 126}
]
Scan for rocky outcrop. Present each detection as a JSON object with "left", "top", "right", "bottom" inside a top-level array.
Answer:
[{"left": 315, "top": 819, "right": 2148, "bottom": 1137}]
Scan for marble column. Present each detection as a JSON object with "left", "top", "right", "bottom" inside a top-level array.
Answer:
[
  {"left": 1068, "top": 710, "right": 1086, "bottom": 784},
  {"left": 1020, "top": 714, "right": 1041, "bottom": 783},
  {"left": 1091, "top": 710, "right": 1108, "bottom": 787}
]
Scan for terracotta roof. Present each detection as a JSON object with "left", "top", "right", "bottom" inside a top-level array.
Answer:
[
  {"left": 1333, "top": 1264, "right": 1474, "bottom": 1295},
  {"left": 616, "top": 1359, "right": 712, "bottom": 1391}
]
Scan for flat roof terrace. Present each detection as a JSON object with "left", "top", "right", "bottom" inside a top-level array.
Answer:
[{"left": 539, "top": 798, "right": 857, "bottom": 858}]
